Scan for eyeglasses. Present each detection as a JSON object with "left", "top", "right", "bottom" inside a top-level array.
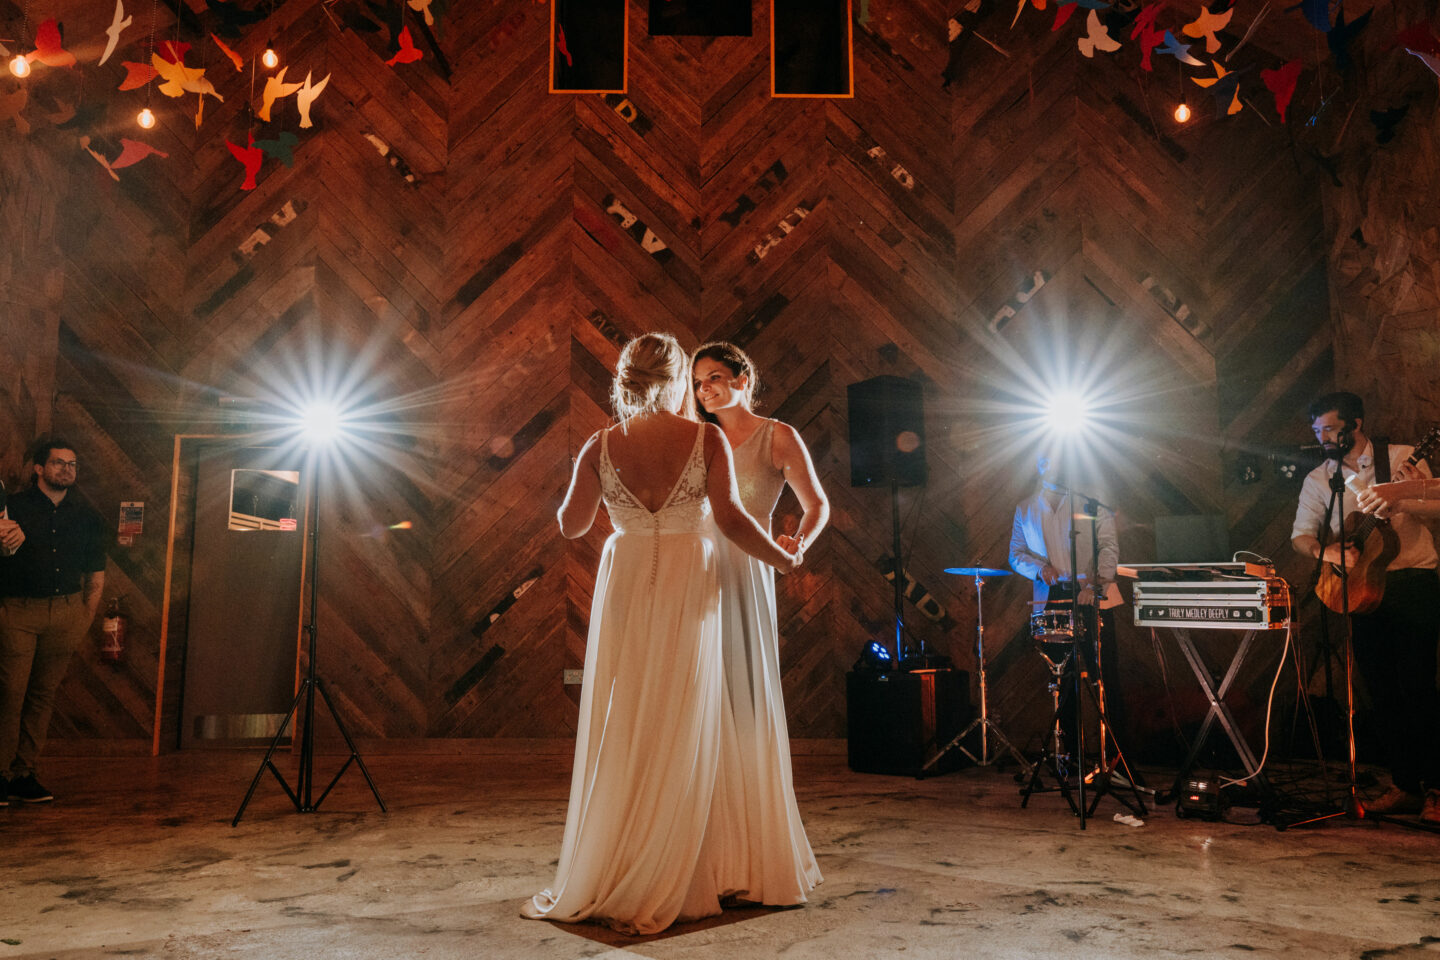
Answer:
[{"left": 48, "top": 460, "right": 78, "bottom": 469}]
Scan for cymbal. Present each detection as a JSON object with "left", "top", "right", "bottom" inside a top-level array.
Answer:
[{"left": 943, "top": 566, "right": 1012, "bottom": 577}]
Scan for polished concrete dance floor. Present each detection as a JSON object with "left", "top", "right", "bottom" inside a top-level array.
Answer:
[{"left": 2, "top": 748, "right": 1437, "bottom": 959}]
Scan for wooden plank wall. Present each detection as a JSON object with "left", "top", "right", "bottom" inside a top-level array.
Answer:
[{"left": 9, "top": 0, "right": 1418, "bottom": 754}]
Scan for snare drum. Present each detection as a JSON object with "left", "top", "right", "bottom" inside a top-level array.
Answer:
[{"left": 1030, "top": 610, "right": 1076, "bottom": 643}]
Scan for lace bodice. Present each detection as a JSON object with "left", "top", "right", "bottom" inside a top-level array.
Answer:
[{"left": 600, "top": 424, "right": 712, "bottom": 535}]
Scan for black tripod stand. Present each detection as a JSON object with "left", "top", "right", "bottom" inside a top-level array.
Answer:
[{"left": 233, "top": 462, "right": 386, "bottom": 826}]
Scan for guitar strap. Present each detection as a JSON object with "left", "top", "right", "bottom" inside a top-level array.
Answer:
[{"left": 1373, "top": 436, "right": 1391, "bottom": 485}]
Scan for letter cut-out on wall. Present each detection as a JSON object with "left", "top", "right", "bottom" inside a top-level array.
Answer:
[
  {"left": 772, "top": 0, "right": 853, "bottom": 97},
  {"left": 648, "top": 0, "right": 750, "bottom": 37},
  {"left": 551, "top": 0, "right": 627, "bottom": 94}
]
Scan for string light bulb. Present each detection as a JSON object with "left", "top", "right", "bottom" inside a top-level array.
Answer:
[
  {"left": 1174, "top": 101, "right": 1192, "bottom": 123},
  {"left": 261, "top": 44, "right": 278, "bottom": 69},
  {"left": 8, "top": 54, "right": 30, "bottom": 78},
  {"left": 137, "top": 107, "right": 156, "bottom": 129}
]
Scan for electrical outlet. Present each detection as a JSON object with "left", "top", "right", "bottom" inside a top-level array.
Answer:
[{"left": 563, "top": 669, "right": 583, "bottom": 685}]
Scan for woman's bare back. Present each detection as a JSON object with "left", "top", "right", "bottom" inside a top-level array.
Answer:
[{"left": 606, "top": 413, "right": 705, "bottom": 513}]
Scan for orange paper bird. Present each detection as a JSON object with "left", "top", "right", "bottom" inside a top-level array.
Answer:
[
  {"left": 408, "top": 0, "right": 436, "bottom": 26},
  {"left": 99, "top": 0, "right": 132, "bottom": 67},
  {"left": 27, "top": 19, "right": 77, "bottom": 68},
  {"left": 211, "top": 33, "right": 244, "bottom": 71},
  {"left": 119, "top": 61, "right": 158, "bottom": 89},
  {"left": 1182, "top": 5, "right": 1233, "bottom": 55},
  {"left": 258, "top": 66, "right": 304, "bottom": 122},
  {"left": 296, "top": 70, "right": 331, "bottom": 129},
  {"left": 1078, "top": 10, "right": 1121, "bottom": 56},
  {"left": 111, "top": 138, "right": 169, "bottom": 170},
  {"left": 156, "top": 40, "right": 191, "bottom": 64},
  {"left": 1260, "top": 59, "right": 1301, "bottom": 123},
  {"left": 386, "top": 25, "right": 422, "bottom": 66},
  {"left": 227, "top": 133, "right": 263, "bottom": 190},
  {"left": 1193, "top": 60, "right": 1241, "bottom": 115},
  {"left": 152, "top": 52, "right": 223, "bottom": 101}
]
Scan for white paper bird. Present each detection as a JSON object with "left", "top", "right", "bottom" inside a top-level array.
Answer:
[
  {"left": 1078, "top": 10, "right": 1121, "bottom": 57},
  {"left": 99, "top": 0, "right": 132, "bottom": 67},
  {"left": 296, "top": 70, "right": 331, "bottom": 129}
]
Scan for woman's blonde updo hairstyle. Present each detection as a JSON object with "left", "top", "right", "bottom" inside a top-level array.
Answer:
[
  {"left": 612, "top": 332, "right": 688, "bottom": 423},
  {"left": 690, "top": 341, "right": 759, "bottom": 425}
]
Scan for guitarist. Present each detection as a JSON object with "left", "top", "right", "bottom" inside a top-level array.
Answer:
[{"left": 1290, "top": 391, "right": 1440, "bottom": 822}]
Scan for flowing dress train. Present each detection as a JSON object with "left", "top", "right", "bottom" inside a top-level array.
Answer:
[{"left": 526, "top": 424, "right": 729, "bottom": 934}]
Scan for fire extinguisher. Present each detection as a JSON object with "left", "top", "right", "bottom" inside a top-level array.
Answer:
[{"left": 101, "top": 596, "right": 127, "bottom": 664}]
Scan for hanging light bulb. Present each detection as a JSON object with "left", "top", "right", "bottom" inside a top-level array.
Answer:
[
  {"left": 1174, "top": 101, "right": 1192, "bottom": 123},
  {"left": 8, "top": 54, "right": 30, "bottom": 78},
  {"left": 137, "top": 107, "right": 156, "bottom": 129},
  {"left": 261, "top": 44, "right": 278, "bottom": 69}
]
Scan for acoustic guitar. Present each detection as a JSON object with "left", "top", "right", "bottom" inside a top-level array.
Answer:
[{"left": 1316, "top": 426, "right": 1440, "bottom": 614}]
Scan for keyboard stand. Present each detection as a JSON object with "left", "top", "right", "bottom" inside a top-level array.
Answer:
[{"left": 1163, "top": 627, "right": 1274, "bottom": 798}]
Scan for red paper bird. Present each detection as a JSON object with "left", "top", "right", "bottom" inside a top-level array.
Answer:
[
  {"left": 556, "top": 24, "right": 573, "bottom": 67},
  {"left": 1394, "top": 22, "right": 1440, "bottom": 57},
  {"left": 27, "top": 19, "right": 77, "bottom": 69},
  {"left": 111, "top": 138, "right": 169, "bottom": 170},
  {"left": 1138, "top": 22, "right": 1165, "bottom": 70},
  {"left": 118, "top": 61, "right": 158, "bottom": 90},
  {"left": 156, "top": 40, "right": 191, "bottom": 64},
  {"left": 385, "top": 25, "right": 423, "bottom": 66},
  {"left": 1130, "top": 2, "right": 1164, "bottom": 39},
  {"left": 1052, "top": 4, "right": 1078, "bottom": 31},
  {"left": 226, "top": 133, "right": 263, "bottom": 191},
  {"left": 1260, "top": 59, "right": 1302, "bottom": 123}
]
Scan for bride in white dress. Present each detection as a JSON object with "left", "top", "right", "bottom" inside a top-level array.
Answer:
[
  {"left": 691, "top": 341, "right": 828, "bottom": 906},
  {"left": 523, "top": 333, "right": 800, "bottom": 935}
]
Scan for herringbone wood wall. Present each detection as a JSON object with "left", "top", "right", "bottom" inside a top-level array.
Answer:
[{"left": 9, "top": 0, "right": 1426, "bottom": 755}]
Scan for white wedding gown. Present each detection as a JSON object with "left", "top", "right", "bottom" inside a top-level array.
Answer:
[
  {"left": 705, "top": 418, "right": 822, "bottom": 905},
  {"left": 526, "top": 423, "right": 731, "bottom": 935}
]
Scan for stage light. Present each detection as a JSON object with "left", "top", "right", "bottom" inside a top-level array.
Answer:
[
  {"left": 1174, "top": 101, "right": 1191, "bottom": 124},
  {"left": 261, "top": 44, "right": 278, "bottom": 69},
  {"left": 137, "top": 107, "right": 156, "bottom": 129},
  {"left": 1042, "top": 388, "right": 1092, "bottom": 437},
  {"left": 9, "top": 54, "right": 30, "bottom": 78},
  {"left": 298, "top": 401, "right": 345, "bottom": 445}
]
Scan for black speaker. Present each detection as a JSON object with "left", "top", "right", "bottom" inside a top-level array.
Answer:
[
  {"left": 846, "top": 669, "right": 970, "bottom": 776},
  {"left": 847, "top": 375, "right": 926, "bottom": 487}
]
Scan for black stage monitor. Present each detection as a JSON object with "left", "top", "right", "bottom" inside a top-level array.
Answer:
[{"left": 847, "top": 375, "right": 926, "bottom": 488}]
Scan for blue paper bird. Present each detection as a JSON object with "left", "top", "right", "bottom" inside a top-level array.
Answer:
[
  {"left": 1294, "top": 0, "right": 1331, "bottom": 32},
  {"left": 1158, "top": 29, "right": 1205, "bottom": 65},
  {"left": 1328, "top": 6, "right": 1372, "bottom": 70}
]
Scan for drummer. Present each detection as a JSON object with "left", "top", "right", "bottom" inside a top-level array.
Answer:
[{"left": 1008, "top": 450, "right": 1128, "bottom": 760}]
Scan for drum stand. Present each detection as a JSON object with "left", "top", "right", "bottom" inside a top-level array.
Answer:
[
  {"left": 1020, "top": 642, "right": 1080, "bottom": 814},
  {"left": 923, "top": 571, "right": 1029, "bottom": 773}
]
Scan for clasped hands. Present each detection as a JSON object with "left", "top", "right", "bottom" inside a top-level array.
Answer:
[
  {"left": 0, "top": 518, "right": 23, "bottom": 553},
  {"left": 777, "top": 533, "right": 806, "bottom": 570}
]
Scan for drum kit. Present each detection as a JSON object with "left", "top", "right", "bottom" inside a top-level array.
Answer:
[{"left": 923, "top": 562, "right": 1148, "bottom": 822}]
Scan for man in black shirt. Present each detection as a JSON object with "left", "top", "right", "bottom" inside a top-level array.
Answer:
[{"left": 0, "top": 437, "right": 106, "bottom": 804}]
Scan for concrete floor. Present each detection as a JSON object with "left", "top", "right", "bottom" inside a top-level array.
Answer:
[{"left": 2, "top": 749, "right": 1438, "bottom": 959}]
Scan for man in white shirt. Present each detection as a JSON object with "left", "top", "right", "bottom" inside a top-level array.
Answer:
[
  {"left": 1290, "top": 391, "right": 1440, "bottom": 822},
  {"left": 1009, "top": 451, "right": 1126, "bottom": 766}
]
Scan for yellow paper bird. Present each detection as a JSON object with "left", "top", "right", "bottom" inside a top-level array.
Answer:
[
  {"left": 1182, "top": 5, "right": 1234, "bottom": 55},
  {"left": 296, "top": 70, "right": 331, "bottom": 129},
  {"left": 151, "top": 52, "right": 223, "bottom": 102},
  {"left": 258, "top": 66, "right": 304, "bottom": 122}
]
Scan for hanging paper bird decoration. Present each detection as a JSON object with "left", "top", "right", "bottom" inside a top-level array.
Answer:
[
  {"left": 156, "top": 40, "right": 191, "bottom": 63},
  {"left": 1053, "top": 3, "right": 1078, "bottom": 30},
  {"left": 226, "top": 133, "right": 264, "bottom": 190},
  {"left": 1192, "top": 60, "right": 1242, "bottom": 114},
  {"left": 111, "top": 138, "right": 169, "bottom": 170},
  {"left": 554, "top": 24, "right": 573, "bottom": 67},
  {"left": 80, "top": 136, "right": 120, "bottom": 180},
  {"left": 1327, "top": 6, "right": 1371, "bottom": 70},
  {"left": 1078, "top": 10, "right": 1122, "bottom": 56},
  {"left": 1157, "top": 29, "right": 1205, "bottom": 65},
  {"left": 211, "top": 33, "right": 244, "bottom": 71},
  {"left": 1130, "top": 3, "right": 1163, "bottom": 39},
  {"left": 1182, "top": 4, "right": 1233, "bottom": 54},
  {"left": 28, "top": 19, "right": 77, "bottom": 68},
  {"left": 386, "top": 25, "right": 423, "bottom": 66},
  {"left": 408, "top": 0, "right": 436, "bottom": 26},
  {"left": 295, "top": 71, "right": 330, "bottom": 128},
  {"left": 258, "top": 66, "right": 304, "bottom": 121},
  {"left": 1297, "top": 0, "right": 1330, "bottom": 32},
  {"left": 99, "top": 0, "right": 132, "bottom": 67},
  {"left": 254, "top": 130, "right": 299, "bottom": 166},
  {"left": 1138, "top": 22, "right": 1165, "bottom": 69},
  {"left": 1395, "top": 22, "right": 1440, "bottom": 78},
  {"left": 205, "top": 0, "right": 267, "bottom": 38},
  {"left": 1260, "top": 59, "right": 1301, "bottom": 122},
  {"left": 152, "top": 52, "right": 223, "bottom": 102},
  {"left": 118, "top": 61, "right": 158, "bottom": 89}
]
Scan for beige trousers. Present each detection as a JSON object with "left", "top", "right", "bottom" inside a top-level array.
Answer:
[{"left": 0, "top": 593, "right": 92, "bottom": 778}]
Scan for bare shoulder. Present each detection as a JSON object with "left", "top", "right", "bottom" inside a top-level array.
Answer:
[{"left": 770, "top": 420, "right": 809, "bottom": 464}]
